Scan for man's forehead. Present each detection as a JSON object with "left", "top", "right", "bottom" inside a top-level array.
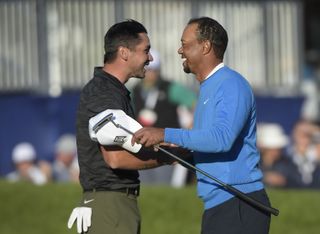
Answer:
[
  {"left": 138, "top": 32, "right": 150, "bottom": 46},
  {"left": 181, "top": 24, "right": 198, "bottom": 41},
  {"left": 139, "top": 32, "right": 149, "bottom": 41}
]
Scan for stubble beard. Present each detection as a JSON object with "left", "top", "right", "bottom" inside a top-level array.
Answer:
[
  {"left": 133, "top": 64, "right": 147, "bottom": 79},
  {"left": 183, "top": 63, "right": 191, "bottom": 74}
]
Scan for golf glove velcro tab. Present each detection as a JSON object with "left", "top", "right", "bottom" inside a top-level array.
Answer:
[
  {"left": 89, "top": 109, "right": 142, "bottom": 153},
  {"left": 67, "top": 207, "right": 92, "bottom": 233}
]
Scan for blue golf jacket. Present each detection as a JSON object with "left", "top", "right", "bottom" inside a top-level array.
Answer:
[{"left": 165, "top": 65, "right": 264, "bottom": 209}]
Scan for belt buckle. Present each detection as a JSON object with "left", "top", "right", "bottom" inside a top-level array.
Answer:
[
  {"left": 134, "top": 187, "right": 139, "bottom": 196},
  {"left": 127, "top": 187, "right": 139, "bottom": 196}
]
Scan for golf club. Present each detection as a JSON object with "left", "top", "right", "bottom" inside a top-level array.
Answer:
[{"left": 94, "top": 113, "right": 279, "bottom": 216}]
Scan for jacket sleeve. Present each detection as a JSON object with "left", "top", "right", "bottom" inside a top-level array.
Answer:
[{"left": 164, "top": 77, "right": 254, "bottom": 153}]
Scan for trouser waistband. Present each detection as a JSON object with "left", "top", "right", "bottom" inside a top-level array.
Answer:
[{"left": 83, "top": 187, "right": 140, "bottom": 196}]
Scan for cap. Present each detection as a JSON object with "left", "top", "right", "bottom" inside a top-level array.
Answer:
[
  {"left": 55, "top": 134, "right": 77, "bottom": 155},
  {"left": 257, "top": 123, "right": 289, "bottom": 149},
  {"left": 12, "top": 142, "right": 36, "bottom": 163},
  {"left": 147, "top": 49, "right": 161, "bottom": 70}
]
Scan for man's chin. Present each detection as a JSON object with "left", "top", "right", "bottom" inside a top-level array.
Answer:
[
  {"left": 132, "top": 69, "right": 146, "bottom": 79},
  {"left": 183, "top": 67, "right": 191, "bottom": 74},
  {"left": 134, "top": 73, "right": 145, "bottom": 79}
]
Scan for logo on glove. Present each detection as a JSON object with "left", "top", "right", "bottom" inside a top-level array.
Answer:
[{"left": 114, "top": 136, "right": 127, "bottom": 144}]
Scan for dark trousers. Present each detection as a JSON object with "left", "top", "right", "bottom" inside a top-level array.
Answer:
[
  {"left": 201, "top": 189, "right": 271, "bottom": 234},
  {"left": 82, "top": 190, "right": 141, "bottom": 234}
]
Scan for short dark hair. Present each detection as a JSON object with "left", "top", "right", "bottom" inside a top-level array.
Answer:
[
  {"left": 188, "top": 17, "right": 228, "bottom": 60},
  {"left": 104, "top": 19, "right": 147, "bottom": 63}
]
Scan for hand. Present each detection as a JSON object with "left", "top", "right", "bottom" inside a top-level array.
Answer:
[
  {"left": 131, "top": 127, "right": 165, "bottom": 147},
  {"left": 67, "top": 207, "right": 92, "bottom": 233}
]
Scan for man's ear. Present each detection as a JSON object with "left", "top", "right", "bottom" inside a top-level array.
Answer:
[
  {"left": 203, "top": 40, "right": 212, "bottom": 55},
  {"left": 119, "top": 46, "right": 129, "bottom": 61}
]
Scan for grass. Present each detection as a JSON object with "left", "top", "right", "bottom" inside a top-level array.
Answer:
[
  {"left": 0, "top": 180, "right": 320, "bottom": 234},
  {"left": 268, "top": 189, "right": 320, "bottom": 234}
]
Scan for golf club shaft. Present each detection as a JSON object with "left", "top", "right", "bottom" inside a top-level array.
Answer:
[
  {"left": 156, "top": 146, "right": 279, "bottom": 216},
  {"left": 112, "top": 120, "right": 279, "bottom": 216}
]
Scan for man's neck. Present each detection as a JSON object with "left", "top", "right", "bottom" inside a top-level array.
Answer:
[
  {"left": 196, "top": 60, "right": 223, "bottom": 83},
  {"left": 103, "top": 64, "right": 129, "bottom": 84}
]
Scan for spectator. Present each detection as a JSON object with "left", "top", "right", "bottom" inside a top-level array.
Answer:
[
  {"left": 257, "top": 123, "right": 299, "bottom": 188},
  {"left": 301, "top": 50, "right": 320, "bottom": 122},
  {"left": 132, "top": 49, "right": 195, "bottom": 129},
  {"left": 52, "top": 134, "right": 79, "bottom": 183},
  {"left": 310, "top": 131, "right": 320, "bottom": 188},
  {"left": 131, "top": 49, "right": 196, "bottom": 187},
  {"left": 286, "top": 120, "right": 320, "bottom": 187},
  {"left": 6, "top": 142, "right": 50, "bottom": 185}
]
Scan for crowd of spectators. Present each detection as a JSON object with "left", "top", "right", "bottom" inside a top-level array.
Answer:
[
  {"left": 4, "top": 48, "right": 320, "bottom": 190},
  {"left": 257, "top": 120, "right": 320, "bottom": 189},
  {"left": 5, "top": 121, "right": 320, "bottom": 190},
  {"left": 5, "top": 134, "right": 79, "bottom": 185},
  {"left": 6, "top": 50, "right": 320, "bottom": 189}
]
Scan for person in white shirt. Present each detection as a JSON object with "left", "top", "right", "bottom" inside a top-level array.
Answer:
[
  {"left": 52, "top": 134, "right": 79, "bottom": 183},
  {"left": 7, "top": 142, "right": 49, "bottom": 185}
]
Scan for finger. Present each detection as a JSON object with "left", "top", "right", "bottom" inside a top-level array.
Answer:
[
  {"left": 82, "top": 209, "right": 91, "bottom": 232},
  {"left": 77, "top": 212, "right": 82, "bottom": 234},
  {"left": 144, "top": 139, "right": 154, "bottom": 148},
  {"left": 67, "top": 209, "right": 77, "bottom": 229},
  {"left": 139, "top": 136, "right": 147, "bottom": 145},
  {"left": 83, "top": 216, "right": 88, "bottom": 233},
  {"left": 131, "top": 134, "right": 137, "bottom": 146},
  {"left": 146, "top": 135, "right": 158, "bottom": 147},
  {"left": 84, "top": 208, "right": 92, "bottom": 230},
  {"left": 87, "top": 208, "right": 92, "bottom": 228},
  {"left": 131, "top": 133, "right": 142, "bottom": 146}
]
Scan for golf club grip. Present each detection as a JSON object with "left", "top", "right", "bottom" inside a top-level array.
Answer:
[
  {"left": 224, "top": 184, "right": 279, "bottom": 216},
  {"left": 157, "top": 146, "right": 279, "bottom": 216}
]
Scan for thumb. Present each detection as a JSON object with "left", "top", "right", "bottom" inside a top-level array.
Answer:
[{"left": 67, "top": 208, "right": 78, "bottom": 229}]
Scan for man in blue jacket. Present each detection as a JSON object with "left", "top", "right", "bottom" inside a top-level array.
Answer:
[{"left": 132, "top": 17, "right": 271, "bottom": 234}]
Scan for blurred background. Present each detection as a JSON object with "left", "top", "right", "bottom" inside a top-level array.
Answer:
[
  {"left": 1, "top": 0, "right": 320, "bottom": 197},
  {"left": 1, "top": 0, "right": 320, "bottom": 233}
]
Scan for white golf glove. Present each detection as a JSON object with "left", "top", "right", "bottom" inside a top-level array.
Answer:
[
  {"left": 89, "top": 109, "right": 142, "bottom": 153},
  {"left": 67, "top": 207, "right": 92, "bottom": 233}
]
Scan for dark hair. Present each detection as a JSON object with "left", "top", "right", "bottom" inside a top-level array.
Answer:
[
  {"left": 188, "top": 17, "right": 228, "bottom": 60},
  {"left": 104, "top": 19, "right": 147, "bottom": 63}
]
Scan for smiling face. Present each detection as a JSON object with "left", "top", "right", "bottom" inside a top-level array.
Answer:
[
  {"left": 178, "top": 23, "right": 204, "bottom": 75},
  {"left": 128, "top": 33, "right": 153, "bottom": 79}
]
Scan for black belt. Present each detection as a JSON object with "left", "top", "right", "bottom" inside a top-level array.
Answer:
[{"left": 84, "top": 187, "right": 140, "bottom": 196}]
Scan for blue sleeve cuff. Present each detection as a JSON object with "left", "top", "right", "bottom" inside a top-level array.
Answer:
[{"left": 164, "top": 128, "right": 183, "bottom": 145}]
